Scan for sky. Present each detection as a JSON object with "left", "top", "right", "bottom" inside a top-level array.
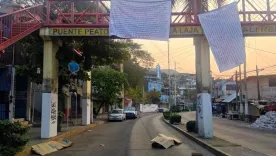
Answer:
[{"left": 134, "top": 37, "right": 276, "bottom": 79}]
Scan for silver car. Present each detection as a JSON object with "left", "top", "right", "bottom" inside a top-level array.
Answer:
[{"left": 108, "top": 109, "right": 126, "bottom": 122}]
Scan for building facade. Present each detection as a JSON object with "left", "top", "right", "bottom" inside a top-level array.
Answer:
[{"left": 241, "top": 75, "right": 276, "bottom": 100}]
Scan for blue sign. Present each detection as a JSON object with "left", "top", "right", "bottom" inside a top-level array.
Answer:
[{"left": 68, "top": 61, "right": 80, "bottom": 73}]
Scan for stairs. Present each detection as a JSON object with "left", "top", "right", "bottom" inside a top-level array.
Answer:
[{"left": 0, "top": 5, "right": 44, "bottom": 51}]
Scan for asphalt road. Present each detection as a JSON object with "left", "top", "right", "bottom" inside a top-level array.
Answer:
[
  {"left": 49, "top": 113, "right": 214, "bottom": 156},
  {"left": 181, "top": 111, "right": 276, "bottom": 156}
]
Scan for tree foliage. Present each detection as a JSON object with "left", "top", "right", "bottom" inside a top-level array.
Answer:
[
  {"left": 0, "top": 120, "right": 30, "bottom": 156},
  {"left": 146, "top": 90, "right": 161, "bottom": 104},
  {"left": 125, "top": 86, "right": 145, "bottom": 104},
  {"left": 16, "top": 30, "right": 43, "bottom": 84},
  {"left": 92, "top": 67, "right": 126, "bottom": 114},
  {"left": 123, "top": 40, "right": 154, "bottom": 68}
]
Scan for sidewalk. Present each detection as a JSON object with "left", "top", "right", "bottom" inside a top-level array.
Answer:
[
  {"left": 175, "top": 123, "right": 267, "bottom": 156},
  {"left": 180, "top": 111, "right": 275, "bottom": 156},
  {"left": 17, "top": 115, "right": 108, "bottom": 156}
]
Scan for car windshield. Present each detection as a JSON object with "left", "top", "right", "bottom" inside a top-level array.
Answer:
[
  {"left": 125, "top": 107, "right": 135, "bottom": 111},
  {"left": 111, "top": 110, "right": 122, "bottom": 114}
]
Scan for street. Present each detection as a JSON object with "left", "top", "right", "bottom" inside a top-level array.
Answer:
[
  {"left": 49, "top": 114, "right": 214, "bottom": 156},
  {"left": 181, "top": 111, "right": 276, "bottom": 156}
]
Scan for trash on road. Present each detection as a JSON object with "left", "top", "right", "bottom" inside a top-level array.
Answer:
[
  {"left": 31, "top": 138, "right": 73, "bottom": 155},
  {"left": 100, "top": 144, "right": 105, "bottom": 147},
  {"left": 151, "top": 134, "right": 182, "bottom": 149},
  {"left": 251, "top": 111, "right": 276, "bottom": 130}
]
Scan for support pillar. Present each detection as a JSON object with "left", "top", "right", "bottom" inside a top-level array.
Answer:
[
  {"left": 82, "top": 71, "right": 91, "bottom": 125},
  {"left": 40, "top": 37, "right": 60, "bottom": 138},
  {"left": 26, "top": 80, "right": 33, "bottom": 121},
  {"left": 194, "top": 37, "right": 213, "bottom": 138},
  {"left": 9, "top": 66, "right": 15, "bottom": 122}
]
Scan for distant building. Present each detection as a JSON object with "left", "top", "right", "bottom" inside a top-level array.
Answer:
[
  {"left": 144, "top": 64, "right": 169, "bottom": 103},
  {"left": 214, "top": 80, "right": 236, "bottom": 98},
  {"left": 240, "top": 74, "right": 276, "bottom": 100},
  {"left": 144, "top": 64, "right": 162, "bottom": 92}
]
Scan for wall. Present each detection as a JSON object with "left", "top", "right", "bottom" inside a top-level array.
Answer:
[{"left": 242, "top": 76, "right": 276, "bottom": 100}]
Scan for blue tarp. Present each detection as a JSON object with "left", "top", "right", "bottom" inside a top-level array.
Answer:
[{"left": 0, "top": 67, "right": 11, "bottom": 91}]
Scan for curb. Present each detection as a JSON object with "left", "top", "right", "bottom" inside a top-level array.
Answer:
[
  {"left": 162, "top": 117, "right": 230, "bottom": 156},
  {"left": 16, "top": 121, "right": 107, "bottom": 156}
]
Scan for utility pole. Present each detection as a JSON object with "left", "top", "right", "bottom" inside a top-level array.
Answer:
[
  {"left": 256, "top": 65, "right": 261, "bottom": 100},
  {"left": 174, "top": 62, "right": 177, "bottom": 106},
  {"left": 235, "top": 70, "right": 238, "bottom": 111},
  {"left": 239, "top": 65, "right": 243, "bottom": 113},
  {"left": 236, "top": 70, "right": 241, "bottom": 111},
  {"left": 168, "top": 40, "right": 171, "bottom": 109},
  {"left": 244, "top": 56, "right": 248, "bottom": 115}
]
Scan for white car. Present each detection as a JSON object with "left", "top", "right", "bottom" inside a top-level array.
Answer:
[
  {"left": 124, "top": 107, "right": 138, "bottom": 119},
  {"left": 108, "top": 109, "right": 126, "bottom": 122}
]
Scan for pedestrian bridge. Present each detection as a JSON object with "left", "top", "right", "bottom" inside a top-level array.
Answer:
[{"left": 0, "top": 0, "right": 276, "bottom": 50}]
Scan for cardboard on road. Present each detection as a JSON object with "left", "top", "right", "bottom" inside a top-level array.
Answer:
[
  {"left": 151, "top": 134, "right": 182, "bottom": 149},
  {"left": 31, "top": 138, "right": 72, "bottom": 155}
]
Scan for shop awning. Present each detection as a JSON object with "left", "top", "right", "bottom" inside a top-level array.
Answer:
[{"left": 222, "top": 93, "right": 236, "bottom": 103}]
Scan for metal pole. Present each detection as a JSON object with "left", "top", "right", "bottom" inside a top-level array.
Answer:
[
  {"left": 67, "top": 94, "right": 70, "bottom": 130},
  {"left": 244, "top": 55, "right": 248, "bottom": 115},
  {"left": 75, "top": 93, "right": 78, "bottom": 126},
  {"left": 239, "top": 65, "right": 243, "bottom": 113},
  {"left": 174, "top": 62, "right": 177, "bottom": 106},
  {"left": 256, "top": 65, "right": 261, "bottom": 100},
  {"left": 235, "top": 70, "right": 238, "bottom": 111},
  {"left": 31, "top": 82, "right": 35, "bottom": 123},
  {"left": 168, "top": 40, "right": 171, "bottom": 110}
]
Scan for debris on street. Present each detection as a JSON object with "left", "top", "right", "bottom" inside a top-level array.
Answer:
[
  {"left": 251, "top": 111, "right": 276, "bottom": 130},
  {"left": 151, "top": 134, "right": 182, "bottom": 149},
  {"left": 32, "top": 138, "right": 73, "bottom": 155}
]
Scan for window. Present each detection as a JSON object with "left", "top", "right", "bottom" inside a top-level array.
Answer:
[{"left": 269, "top": 78, "right": 276, "bottom": 87}]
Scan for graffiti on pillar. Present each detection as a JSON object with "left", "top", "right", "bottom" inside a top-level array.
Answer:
[{"left": 51, "top": 101, "right": 57, "bottom": 124}]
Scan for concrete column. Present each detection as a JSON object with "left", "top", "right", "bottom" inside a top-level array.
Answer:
[
  {"left": 9, "top": 66, "right": 15, "bottom": 122},
  {"left": 194, "top": 37, "right": 211, "bottom": 92},
  {"left": 26, "top": 80, "right": 32, "bottom": 121},
  {"left": 40, "top": 37, "right": 60, "bottom": 138},
  {"left": 82, "top": 71, "right": 91, "bottom": 125},
  {"left": 194, "top": 37, "right": 213, "bottom": 138}
]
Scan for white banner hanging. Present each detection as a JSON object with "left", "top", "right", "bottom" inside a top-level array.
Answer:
[
  {"left": 198, "top": 2, "right": 245, "bottom": 72},
  {"left": 109, "top": 0, "right": 171, "bottom": 41}
]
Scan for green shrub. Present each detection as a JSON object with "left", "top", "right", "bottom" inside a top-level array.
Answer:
[
  {"left": 163, "top": 112, "right": 171, "bottom": 120},
  {"left": 0, "top": 120, "right": 30, "bottom": 156},
  {"left": 170, "top": 106, "right": 181, "bottom": 113},
  {"left": 186, "top": 120, "right": 196, "bottom": 132},
  {"left": 169, "top": 113, "right": 181, "bottom": 124}
]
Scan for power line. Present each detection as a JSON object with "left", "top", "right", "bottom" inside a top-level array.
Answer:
[{"left": 246, "top": 46, "right": 276, "bottom": 54}]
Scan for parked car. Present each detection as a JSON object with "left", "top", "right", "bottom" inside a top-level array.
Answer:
[
  {"left": 124, "top": 107, "right": 138, "bottom": 119},
  {"left": 108, "top": 109, "right": 126, "bottom": 122}
]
